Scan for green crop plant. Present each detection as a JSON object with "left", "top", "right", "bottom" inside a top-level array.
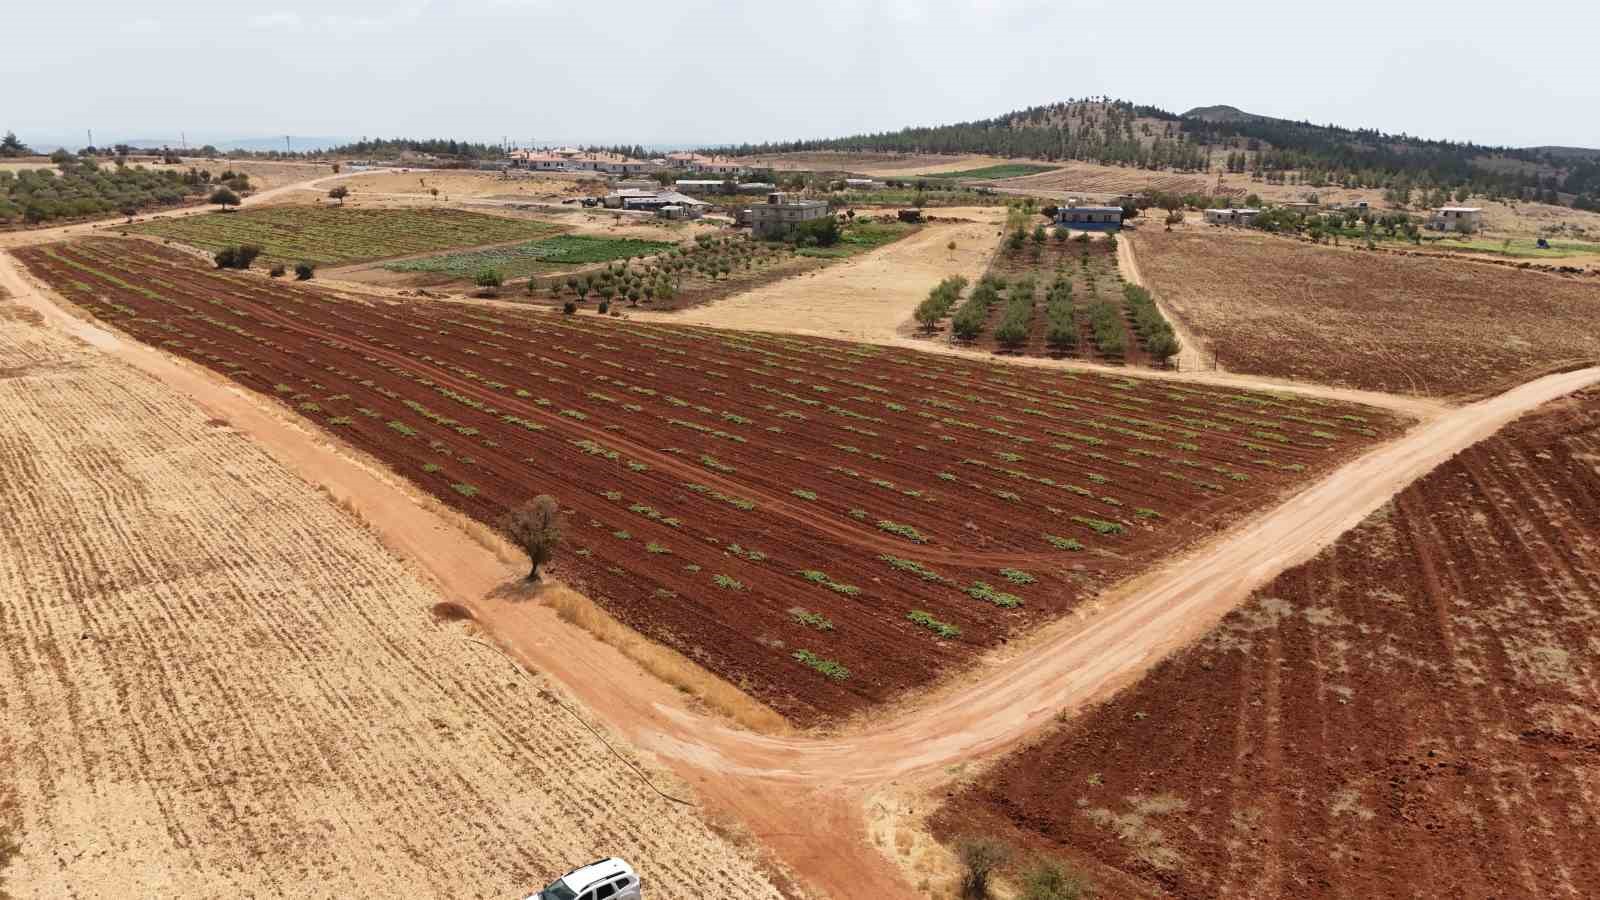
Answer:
[
  {"left": 791, "top": 488, "right": 819, "bottom": 500},
  {"left": 966, "top": 582, "right": 1023, "bottom": 608},
  {"left": 907, "top": 610, "right": 961, "bottom": 639},
  {"left": 1000, "top": 568, "right": 1038, "bottom": 585},
  {"left": 790, "top": 608, "right": 835, "bottom": 631},
  {"left": 879, "top": 554, "right": 947, "bottom": 583},
  {"left": 713, "top": 574, "right": 744, "bottom": 591},
  {"left": 1043, "top": 534, "right": 1085, "bottom": 551},
  {"left": 796, "top": 570, "right": 862, "bottom": 596},
  {"left": 792, "top": 650, "right": 850, "bottom": 681},
  {"left": 876, "top": 520, "right": 928, "bottom": 543}
]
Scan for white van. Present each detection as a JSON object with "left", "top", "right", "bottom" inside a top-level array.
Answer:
[{"left": 529, "top": 857, "right": 642, "bottom": 900}]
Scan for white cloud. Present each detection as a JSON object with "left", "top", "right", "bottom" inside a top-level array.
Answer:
[
  {"left": 248, "top": 11, "right": 304, "bottom": 29},
  {"left": 124, "top": 17, "right": 161, "bottom": 35}
]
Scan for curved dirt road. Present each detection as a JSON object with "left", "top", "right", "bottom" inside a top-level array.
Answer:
[{"left": 6, "top": 244, "right": 1596, "bottom": 897}]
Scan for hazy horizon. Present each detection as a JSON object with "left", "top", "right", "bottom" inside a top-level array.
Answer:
[{"left": 7, "top": 0, "right": 1598, "bottom": 152}]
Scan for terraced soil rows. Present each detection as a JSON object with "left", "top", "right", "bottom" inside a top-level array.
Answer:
[
  {"left": 19, "top": 238, "right": 1405, "bottom": 725},
  {"left": 130, "top": 205, "right": 560, "bottom": 265},
  {"left": 932, "top": 386, "right": 1600, "bottom": 898},
  {"left": 0, "top": 277, "right": 784, "bottom": 898}
]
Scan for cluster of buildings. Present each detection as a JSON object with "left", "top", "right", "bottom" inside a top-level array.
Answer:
[
  {"left": 505, "top": 147, "right": 757, "bottom": 178},
  {"left": 1200, "top": 198, "right": 1484, "bottom": 233}
]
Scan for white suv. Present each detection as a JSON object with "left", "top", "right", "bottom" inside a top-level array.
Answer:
[{"left": 529, "top": 857, "right": 642, "bottom": 900}]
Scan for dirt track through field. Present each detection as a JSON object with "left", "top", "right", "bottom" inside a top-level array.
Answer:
[{"left": 6, "top": 240, "right": 1597, "bottom": 897}]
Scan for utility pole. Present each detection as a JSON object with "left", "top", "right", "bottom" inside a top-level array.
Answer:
[
  {"left": 285, "top": 135, "right": 292, "bottom": 155},
  {"left": 181, "top": 131, "right": 187, "bottom": 151},
  {"left": 87, "top": 128, "right": 93, "bottom": 150}
]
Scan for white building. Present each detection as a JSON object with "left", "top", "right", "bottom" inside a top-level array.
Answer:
[
  {"left": 1204, "top": 208, "right": 1260, "bottom": 225},
  {"left": 1430, "top": 206, "right": 1483, "bottom": 233}
]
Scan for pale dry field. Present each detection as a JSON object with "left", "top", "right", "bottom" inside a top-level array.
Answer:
[
  {"left": 634, "top": 207, "right": 1005, "bottom": 339},
  {"left": 743, "top": 151, "right": 1019, "bottom": 177},
  {"left": 338, "top": 169, "right": 595, "bottom": 200},
  {"left": 0, "top": 280, "right": 783, "bottom": 899}
]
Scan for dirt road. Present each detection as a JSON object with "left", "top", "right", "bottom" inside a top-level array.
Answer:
[
  {"left": 8, "top": 241, "right": 1595, "bottom": 896},
  {"left": 1118, "top": 231, "right": 1211, "bottom": 373}
]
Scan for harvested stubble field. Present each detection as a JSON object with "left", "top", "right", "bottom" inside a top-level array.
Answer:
[
  {"left": 19, "top": 238, "right": 1405, "bottom": 725},
  {"left": 1003, "top": 161, "right": 1223, "bottom": 198},
  {"left": 933, "top": 386, "right": 1600, "bottom": 899},
  {"left": 0, "top": 277, "right": 782, "bottom": 898},
  {"left": 129, "top": 205, "right": 559, "bottom": 265},
  {"left": 1132, "top": 227, "right": 1600, "bottom": 397}
]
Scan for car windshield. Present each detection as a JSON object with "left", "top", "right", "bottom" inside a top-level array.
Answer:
[{"left": 539, "top": 881, "right": 577, "bottom": 900}]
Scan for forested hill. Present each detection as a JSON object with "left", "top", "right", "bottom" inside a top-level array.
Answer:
[{"left": 713, "top": 98, "right": 1600, "bottom": 207}]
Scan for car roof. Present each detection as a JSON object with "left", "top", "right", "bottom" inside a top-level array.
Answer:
[{"left": 561, "top": 857, "right": 634, "bottom": 890}]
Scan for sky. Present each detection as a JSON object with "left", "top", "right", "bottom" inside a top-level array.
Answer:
[{"left": 6, "top": 0, "right": 1598, "bottom": 151}]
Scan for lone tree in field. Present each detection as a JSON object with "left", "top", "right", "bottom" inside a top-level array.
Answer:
[
  {"left": 210, "top": 187, "right": 241, "bottom": 210},
  {"left": 328, "top": 185, "right": 350, "bottom": 205},
  {"left": 956, "top": 837, "right": 1010, "bottom": 899},
  {"left": 505, "top": 495, "right": 562, "bottom": 581}
]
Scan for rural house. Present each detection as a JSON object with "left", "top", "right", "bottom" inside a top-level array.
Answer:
[
  {"left": 1055, "top": 205, "right": 1124, "bottom": 231},
  {"left": 1430, "top": 206, "right": 1483, "bottom": 233},
  {"left": 1204, "top": 207, "right": 1260, "bottom": 226},
  {"left": 675, "top": 179, "right": 732, "bottom": 195},
  {"left": 746, "top": 192, "right": 829, "bottom": 238}
]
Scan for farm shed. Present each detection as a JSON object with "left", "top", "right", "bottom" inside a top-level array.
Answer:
[
  {"left": 1204, "top": 207, "right": 1260, "bottom": 225},
  {"left": 675, "top": 179, "right": 732, "bottom": 195},
  {"left": 1055, "top": 206, "right": 1124, "bottom": 231}
]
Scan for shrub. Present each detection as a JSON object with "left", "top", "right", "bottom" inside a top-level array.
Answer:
[
  {"left": 790, "top": 608, "right": 834, "bottom": 631},
  {"left": 562, "top": 301, "right": 577, "bottom": 315},
  {"left": 473, "top": 268, "right": 504, "bottom": 294},
  {"left": 966, "top": 582, "right": 1023, "bottom": 608},
  {"left": 597, "top": 300, "right": 610, "bottom": 314},
  {"left": 294, "top": 261, "right": 315, "bottom": 280},
  {"left": 956, "top": 837, "right": 1011, "bottom": 899},
  {"left": 268, "top": 264, "right": 286, "bottom": 278},
  {"left": 1019, "top": 858, "right": 1087, "bottom": 900},
  {"left": 209, "top": 187, "right": 241, "bottom": 209}
]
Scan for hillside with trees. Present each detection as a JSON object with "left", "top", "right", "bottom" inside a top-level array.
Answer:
[
  {"left": 0, "top": 154, "right": 222, "bottom": 226},
  {"left": 714, "top": 98, "right": 1600, "bottom": 210}
]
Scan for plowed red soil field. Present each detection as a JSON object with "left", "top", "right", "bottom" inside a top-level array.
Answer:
[
  {"left": 19, "top": 238, "right": 1404, "bottom": 726},
  {"left": 1132, "top": 227, "right": 1600, "bottom": 398},
  {"left": 932, "top": 386, "right": 1600, "bottom": 898}
]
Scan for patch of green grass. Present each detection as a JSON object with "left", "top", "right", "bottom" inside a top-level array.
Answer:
[
  {"left": 1044, "top": 534, "right": 1085, "bottom": 551},
  {"left": 791, "top": 488, "right": 819, "bottom": 500},
  {"left": 1072, "top": 515, "right": 1125, "bottom": 536},
  {"left": 450, "top": 483, "right": 480, "bottom": 498},
  {"left": 713, "top": 574, "right": 744, "bottom": 591},
  {"left": 916, "top": 163, "right": 1057, "bottom": 180},
  {"left": 383, "top": 234, "right": 674, "bottom": 278},
  {"left": 645, "top": 542, "right": 671, "bottom": 555}
]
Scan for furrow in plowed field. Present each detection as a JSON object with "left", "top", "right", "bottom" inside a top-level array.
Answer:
[
  {"left": 1131, "top": 227, "right": 1600, "bottom": 398},
  {"left": 932, "top": 386, "right": 1600, "bottom": 899},
  {"left": 18, "top": 238, "right": 1406, "bottom": 725},
  {"left": 0, "top": 279, "right": 784, "bottom": 897}
]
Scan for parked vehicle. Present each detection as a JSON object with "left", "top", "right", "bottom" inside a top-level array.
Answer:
[{"left": 528, "top": 857, "right": 641, "bottom": 900}]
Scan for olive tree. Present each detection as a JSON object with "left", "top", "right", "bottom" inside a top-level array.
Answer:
[{"left": 504, "top": 495, "right": 563, "bottom": 581}]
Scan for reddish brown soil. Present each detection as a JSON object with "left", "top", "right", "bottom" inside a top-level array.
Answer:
[
  {"left": 18, "top": 238, "right": 1404, "bottom": 726},
  {"left": 1132, "top": 228, "right": 1600, "bottom": 398},
  {"left": 933, "top": 387, "right": 1600, "bottom": 897}
]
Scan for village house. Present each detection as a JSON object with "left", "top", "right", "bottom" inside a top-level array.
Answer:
[
  {"left": 746, "top": 192, "right": 829, "bottom": 238},
  {"left": 1055, "top": 205, "right": 1125, "bottom": 231},
  {"left": 1430, "top": 206, "right": 1483, "bottom": 233}
]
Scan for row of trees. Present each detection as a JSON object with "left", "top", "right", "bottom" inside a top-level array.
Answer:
[
  {"left": 913, "top": 275, "right": 968, "bottom": 331},
  {"left": 0, "top": 160, "right": 205, "bottom": 225}
]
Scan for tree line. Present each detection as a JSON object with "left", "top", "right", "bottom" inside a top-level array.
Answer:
[{"left": 0, "top": 155, "right": 211, "bottom": 225}]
